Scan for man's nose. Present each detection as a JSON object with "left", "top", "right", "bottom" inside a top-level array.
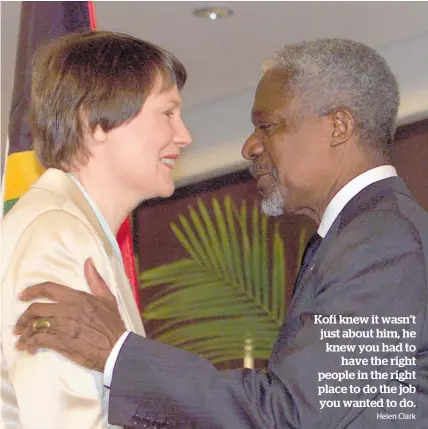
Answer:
[{"left": 242, "top": 134, "right": 263, "bottom": 160}]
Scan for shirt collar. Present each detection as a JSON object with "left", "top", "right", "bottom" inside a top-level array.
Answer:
[
  {"left": 317, "top": 165, "right": 398, "bottom": 238},
  {"left": 68, "top": 173, "right": 124, "bottom": 265}
]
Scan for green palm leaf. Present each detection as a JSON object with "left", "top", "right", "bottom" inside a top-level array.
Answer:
[{"left": 140, "top": 195, "right": 302, "bottom": 364}]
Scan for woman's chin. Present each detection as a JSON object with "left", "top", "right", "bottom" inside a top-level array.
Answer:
[{"left": 157, "top": 182, "right": 175, "bottom": 198}]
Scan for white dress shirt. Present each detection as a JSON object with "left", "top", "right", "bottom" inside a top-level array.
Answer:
[
  {"left": 317, "top": 165, "right": 398, "bottom": 238},
  {"left": 68, "top": 174, "right": 132, "bottom": 389},
  {"left": 103, "top": 165, "right": 398, "bottom": 387},
  {"left": 68, "top": 174, "right": 124, "bottom": 265},
  {"left": 104, "top": 331, "right": 130, "bottom": 387}
]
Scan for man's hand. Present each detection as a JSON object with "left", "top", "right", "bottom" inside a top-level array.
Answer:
[{"left": 14, "top": 259, "right": 126, "bottom": 372}]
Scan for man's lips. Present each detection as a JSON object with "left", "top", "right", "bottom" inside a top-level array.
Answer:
[
  {"left": 250, "top": 163, "right": 276, "bottom": 196},
  {"left": 256, "top": 173, "right": 272, "bottom": 184},
  {"left": 252, "top": 169, "right": 272, "bottom": 180},
  {"left": 255, "top": 173, "right": 274, "bottom": 196},
  {"left": 249, "top": 163, "right": 271, "bottom": 179},
  {"left": 254, "top": 172, "right": 271, "bottom": 180}
]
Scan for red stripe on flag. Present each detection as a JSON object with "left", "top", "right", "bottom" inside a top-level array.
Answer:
[
  {"left": 87, "top": 1, "right": 97, "bottom": 30},
  {"left": 117, "top": 218, "right": 140, "bottom": 308}
]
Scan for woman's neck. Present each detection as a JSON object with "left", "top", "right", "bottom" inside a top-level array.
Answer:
[{"left": 72, "top": 168, "right": 138, "bottom": 235}]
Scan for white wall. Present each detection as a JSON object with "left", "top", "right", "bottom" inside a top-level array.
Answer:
[{"left": 176, "top": 32, "right": 428, "bottom": 187}]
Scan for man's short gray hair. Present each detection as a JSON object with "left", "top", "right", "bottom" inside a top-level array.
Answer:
[{"left": 263, "top": 38, "right": 399, "bottom": 158}]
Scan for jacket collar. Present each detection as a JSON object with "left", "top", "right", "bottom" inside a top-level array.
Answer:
[
  {"left": 337, "top": 176, "right": 413, "bottom": 233},
  {"left": 31, "top": 168, "right": 114, "bottom": 259}
]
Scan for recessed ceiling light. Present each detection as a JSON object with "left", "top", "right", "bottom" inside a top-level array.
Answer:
[{"left": 193, "top": 7, "right": 234, "bottom": 20}]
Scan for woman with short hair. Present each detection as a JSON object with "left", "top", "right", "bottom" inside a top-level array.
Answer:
[{"left": 1, "top": 30, "right": 192, "bottom": 429}]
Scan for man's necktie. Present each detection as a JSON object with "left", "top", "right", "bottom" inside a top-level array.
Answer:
[{"left": 293, "top": 233, "right": 323, "bottom": 295}]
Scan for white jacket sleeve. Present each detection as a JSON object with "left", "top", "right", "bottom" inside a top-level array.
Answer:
[{"left": 2, "top": 210, "right": 117, "bottom": 429}]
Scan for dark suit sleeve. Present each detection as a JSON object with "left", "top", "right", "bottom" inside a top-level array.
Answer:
[{"left": 109, "top": 211, "right": 427, "bottom": 429}]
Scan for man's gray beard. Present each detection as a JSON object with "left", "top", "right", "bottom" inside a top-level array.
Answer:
[{"left": 261, "top": 184, "right": 284, "bottom": 217}]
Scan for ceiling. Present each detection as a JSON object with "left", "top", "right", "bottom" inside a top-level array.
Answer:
[{"left": 2, "top": 1, "right": 428, "bottom": 186}]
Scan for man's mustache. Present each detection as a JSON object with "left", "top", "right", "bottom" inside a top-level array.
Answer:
[
  {"left": 249, "top": 162, "right": 271, "bottom": 177},
  {"left": 249, "top": 163, "right": 279, "bottom": 181}
]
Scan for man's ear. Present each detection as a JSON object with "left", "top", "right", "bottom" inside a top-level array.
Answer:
[{"left": 330, "top": 109, "right": 355, "bottom": 147}]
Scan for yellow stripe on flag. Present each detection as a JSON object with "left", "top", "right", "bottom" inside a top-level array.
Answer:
[{"left": 4, "top": 150, "right": 45, "bottom": 201}]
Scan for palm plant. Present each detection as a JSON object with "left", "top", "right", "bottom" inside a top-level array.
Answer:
[{"left": 140, "top": 195, "right": 308, "bottom": 365}]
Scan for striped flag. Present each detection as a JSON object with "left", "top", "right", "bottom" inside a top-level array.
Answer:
[{"left": 3, "top": 1, "right": 140, "bottom": 307}]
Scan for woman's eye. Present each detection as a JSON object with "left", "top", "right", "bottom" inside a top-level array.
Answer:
[{"left": 164, "top": 111, "right": 174, "bottom": 118}]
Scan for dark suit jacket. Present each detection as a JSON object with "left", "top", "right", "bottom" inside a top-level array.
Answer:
[{"left": 109, "top": 177, "right": 428, "bottom": 429}]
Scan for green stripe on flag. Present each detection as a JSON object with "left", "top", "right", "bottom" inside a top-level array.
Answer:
[
  {"left": 3, "top": 198, "right": 19, "bottom": 216},
  {"left": 4, "top": 2, "right": 93, "bottom": 212}
]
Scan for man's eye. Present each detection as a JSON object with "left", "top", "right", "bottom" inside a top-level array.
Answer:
[
  {"left": 258, "top": 123, "right": 274, "bottom": 131},
  {"left": 164, "top": 111, "right": 174, "bottom": 118}
]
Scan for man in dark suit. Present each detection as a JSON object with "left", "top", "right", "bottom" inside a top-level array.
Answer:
[{"left": 14, "top": 38, "right": 428, "bottom": 428}]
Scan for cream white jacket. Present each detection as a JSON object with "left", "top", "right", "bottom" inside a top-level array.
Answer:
[{"left": 1, "top": 168, "right": 145, "bottom": 429}]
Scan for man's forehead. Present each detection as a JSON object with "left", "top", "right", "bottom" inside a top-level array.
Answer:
[
  {"left": 252, "top": 87, "right": 289, "bottom": 117},
  {"left": 259, "top": 68, "right": 291, "bottom": 89},
  {"left": 251, "top": 106, "right": 277, "bottom": 119},
  {"left": 252, "top": 69, "right": 293, "bottom": 116}
]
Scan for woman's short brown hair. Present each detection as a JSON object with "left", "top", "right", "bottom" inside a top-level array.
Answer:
[{"left": 30, "top": 30, "right": 187, "bottom": 169}]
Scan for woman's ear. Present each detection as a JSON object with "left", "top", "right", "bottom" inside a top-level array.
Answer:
[
  {"left": 92, "top": 124, "right": 108, "bottom": 143},
  {"left": 79, "top": 106, "right": 107, "bottom": 143}
]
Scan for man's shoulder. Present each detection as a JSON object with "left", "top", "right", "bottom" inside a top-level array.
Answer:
[
  {"left": 338, "top": 177, "right": 428, "bottom": 243},
  {"left": 319, "top": 183, "right": 426, "bottom": 274},
  {"left": 340, "top": 198, "right": 423, "bottom": 248}
]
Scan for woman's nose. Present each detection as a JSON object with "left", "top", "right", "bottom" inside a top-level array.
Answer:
[{"left": 174, "top": 118, "right": 192, "bottom": 147}]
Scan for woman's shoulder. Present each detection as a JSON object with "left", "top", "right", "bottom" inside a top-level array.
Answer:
[{"left": 3, "top": 170, "right": 106, "bottom": 247}]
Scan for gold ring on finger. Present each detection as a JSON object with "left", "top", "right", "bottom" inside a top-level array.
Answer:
[{"left": 32, "top": 319, "right": 51, "bottom": 332}]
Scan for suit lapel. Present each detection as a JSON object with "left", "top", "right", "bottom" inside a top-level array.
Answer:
[
  {"left": 289, "top": 226, "right": 335, "bottom": 303},
  {"left": 270, "top": 177, "right": 413, "bottom": 361},
  {"left": 337, "top": 177, "right": 413, "bottom": 232},
  {"left": 291, "top": 177, "right": 412, "bottom": 301}
]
